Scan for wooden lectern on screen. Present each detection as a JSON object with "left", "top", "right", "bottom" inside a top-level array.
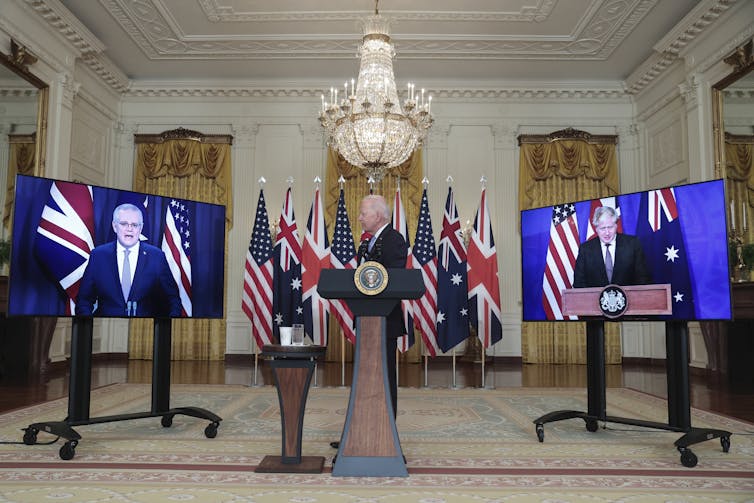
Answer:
[{"left": 562, "top": 283, "right": 672, "bottom": 317}]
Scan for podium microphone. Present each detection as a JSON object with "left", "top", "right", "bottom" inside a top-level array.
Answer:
[{"left": 357, "top": 232, "right": 372, "bottom": 263}]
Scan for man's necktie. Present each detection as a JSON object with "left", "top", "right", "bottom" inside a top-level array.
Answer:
[
  {"left": 604, "top": 243, "right": 613, "bottom": 282},
  {"left": 122, "top": 249, "right": 132, "bottom": 300},
  {"left": 368, "top": 235, "right": 377, "bottom": 252}
]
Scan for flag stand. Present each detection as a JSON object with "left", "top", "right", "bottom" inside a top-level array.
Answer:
[
  {"left": 251, "top": 351, "right": 263, "bottom": 387},
  {"left": 480, "top": 352, "right": 485, "bottom": 389},
  {"left": 451, "top": 350, "right": 460, "bottom": 389},
  {"left": 423, "top": 354, "right": 428, "bottom": 387},
  {"left": 339, "top": 332, "right": 346, "bottom": 388}
]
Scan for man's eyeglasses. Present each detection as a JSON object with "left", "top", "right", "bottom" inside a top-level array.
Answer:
[{"left": 117, "top": 222, "right": 142, "bottom": 229}]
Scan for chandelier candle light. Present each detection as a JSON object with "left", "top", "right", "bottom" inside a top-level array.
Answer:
[{"left": 319, "top": 1, "right": 434, "bottom": 181}]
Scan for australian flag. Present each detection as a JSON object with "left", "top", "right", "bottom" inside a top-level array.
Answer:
[
  {"left": 634, "top": 187, "right": 694, "bottom": 319},
  {"left": 272, "top": 187, "right": 303, "bottom": 339},
  {"left": 437, "top": 186, "right": 470, "bottom": 352}
]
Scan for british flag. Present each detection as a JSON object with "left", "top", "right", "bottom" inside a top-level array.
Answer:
[
  {"left": 467, "top": 187, "right": 502, "bottom": 348},
  {"left": 329, "top": 188, "right": 357, "bottom": 344},
  {"left": 301, "top": 186, "right": 330, "bottom": 345},
  {"left": 272, "top": 187, "right": 303, "bottom": 339},
  {"left": 392, "top": 184, "right": 415, "bottom": 352},
  {"left": 162, "top": 199, "right": 192, "bottom": 316},
  {"left": 411, "top": 188, "right": 439, "bottom": 356},
  {"left": 34, "top": 181, "right": 95, "bottom": 314},
  {"left": 437, "top": 186, "right": 470, "bottom": 352},
  {"left": 542, "top": 203, "right": 579, "bottom": 320},
  {"left": 242, "top": 189, "right": 274, "bottom": 348}
]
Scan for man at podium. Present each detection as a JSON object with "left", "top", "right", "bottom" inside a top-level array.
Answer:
[
  {"left": 573, "top": 206, "right": 651, "bottom": 288},
  {"left": 356, "top": 194, "right": 408, "bottom": 416}
]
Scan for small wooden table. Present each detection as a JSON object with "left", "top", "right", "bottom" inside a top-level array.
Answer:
[{"left": 256, "top": 344, "right": 326, "bottom": 474}]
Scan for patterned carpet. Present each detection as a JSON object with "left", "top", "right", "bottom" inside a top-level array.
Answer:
[{"left": 0, "top": 384, "right": 753, "bottom": 502}]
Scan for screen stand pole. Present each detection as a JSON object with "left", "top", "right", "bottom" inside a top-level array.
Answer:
[
  {"left": 152, "top": 318, "right": 171, "bottom": 413},
  {"left": 586, "top": 320, "right": 606, "bottom": 419}
]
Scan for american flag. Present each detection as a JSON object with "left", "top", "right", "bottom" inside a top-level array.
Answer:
[
  {"left": 467, "top": 187, "right": 502, "bottom": 348},
  {"left": 542, "top": 203, "right": 579, "bottom": 321},
  {"left": 329, "top": 189, "right": 357, "bottom": 344},
  {"left": 162, "top": 199, "right": 192, "bottom": 316},
  {"left": 301, "top": 186, "right": 330, "bottom": 345},
  {"left": 242, "top": 189, "right": 274, "bottom": 348},
  {"left": 272, "top": 187, "right": 303, "bottom": 339},
  {"left": 437, "top": 186, "right": 470, "bottom": 352},
  {"left": 34, "top": 181, "right": 95, "bottom": 314},
  {"left": 392, "top": 184, "right": 415, "bottom": 352},
  {"left": 411, "top": 188, "right": 439, "bottom": 356}
]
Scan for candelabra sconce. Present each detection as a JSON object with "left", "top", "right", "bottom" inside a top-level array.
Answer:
[{"left": 730, "top": 227, "right": 749, "bottom": 282}]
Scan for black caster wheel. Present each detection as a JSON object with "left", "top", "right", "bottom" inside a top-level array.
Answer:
[
  {"left": 22, "top": 428, "right": 38, "bottom": 445},
  {"left": 204, "top": 422, "right": 219, "bottom": 438},
  {"left": 59, "top": 441, "right": 77, "bottom": 461},
  {"left": 585, "top": 419, "right": 599, "bottom": 432},
  {"left": 161, "top": 415, "right": 174, "bottom": 428},
  {"left": 721, "top": 436, "right": 731, "bottom": 453},
  {"left": 679, "top": 448, "right": 697, "bottom": 468},
  {"left": 535, "top": 424, "right": 544, "bottom": 442}
]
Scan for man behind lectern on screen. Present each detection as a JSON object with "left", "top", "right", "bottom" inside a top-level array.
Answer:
[
  {"left": 573, "top": 206, "right": 651, "bottom": 288},
  {"left": 75, "top": 203, "right": 182, "bottom": 318}
]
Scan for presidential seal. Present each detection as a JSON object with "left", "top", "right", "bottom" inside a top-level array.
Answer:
[
  {"left": 599, "top": 285, "right": 628, "bottom": 319},
  {"left": 354, "top": 261, "right": 388, "bottom": 296}
]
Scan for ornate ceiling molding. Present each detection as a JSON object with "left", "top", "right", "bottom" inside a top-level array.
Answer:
[
  {"left": 103, "top": 0, "right": 656, "bottom": 61},
  {"left": 625, "top": 0, "right": 735, "bottom": 95},
  {"left": 123, "top": 85, "right": 629, "bottom": 101},
  {"left": 198, "top": 0, "right": 558, "bottom": 23}
]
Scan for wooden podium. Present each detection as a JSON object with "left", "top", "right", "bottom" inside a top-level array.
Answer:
[
  {"left": 256, "top": 344, "right": 327, "bottom": 474},
  {"left": 534, "top": 284, "right": 732, "bottom": 468},
  {"left": 318, "top": 267, "right": 424, "bottom": 477}
]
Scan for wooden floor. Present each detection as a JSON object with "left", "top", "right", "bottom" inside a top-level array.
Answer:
[{"left": 1, "top": 359, "right": 753, "bottom": 423}]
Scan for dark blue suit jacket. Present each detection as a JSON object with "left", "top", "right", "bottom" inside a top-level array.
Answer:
[
  {"left": 573, "top": 233, "right": 651, "bottom": 288},
  {"left": 75, "top": 241, "right": 182, "bottom": 317}
]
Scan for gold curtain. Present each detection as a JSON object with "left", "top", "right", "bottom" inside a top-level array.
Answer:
[
  {"left": 323, "top": 148, "right": 424, "bottom": 363},
  {"left": 3, "top": 133, "right": 36, "bottom": 233},
  {"left": 517, "top": 128, "right": 622, "bottom": 364},
  {"left": 725, "top": 133, "right": 754, "bottom": 244},
  {"left": 130, "top": 128, "right": 233, "bottom": 360}
]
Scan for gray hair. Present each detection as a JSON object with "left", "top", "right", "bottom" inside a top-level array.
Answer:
[
  {"left": 592, "top": 205, "right": 618, "bottom": 227},
  {"left": 363, "top": 194, "right": 390, "bottom": 220},
  {"left": 112, "top": 203, "right": 144, "bottom": 225}
]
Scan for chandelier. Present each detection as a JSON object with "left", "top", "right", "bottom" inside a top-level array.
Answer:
[{"left": 319, "top": 2, "right": 433, "bottom": 181}]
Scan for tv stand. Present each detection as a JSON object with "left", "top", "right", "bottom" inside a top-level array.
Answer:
[
  {"left": 22, "top": 318, "right": 221, "bottom": 460},
  {"left": 533, "top": 320, "right": 732, "bottom": 468}
]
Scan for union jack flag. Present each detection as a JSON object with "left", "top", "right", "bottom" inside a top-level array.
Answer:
[
  {"left": 301, "top": 186, "right": 330, "bottom": 345},
  {"left": 162, "top": 199, "right": 192, "bottom": 316},
  {"left": 272, "top": 187, "right": 303, "bottom": 339},
  {"left": 411, "top": 188, "right": 439, "bottom": 356},
  {"left": 467, "top": 187, "right": 502, "bottom": 348},
  {"left": 34, "top": 181, "right": 95, "bottom": 315},
  {"left": 392, "top": 184, "right": 415, "bottom": 352},
  {"left": 242, "top": 189, "right": 274, "bottom": 348},
  {"left": 437, "top": 186, "right": 470, "bottom": 352},
  {"left": 329, "top": 189, "right": 357, "bottom": 344},
  {"left": 542, "top": 203, "right": 579, "bottom": 320}
]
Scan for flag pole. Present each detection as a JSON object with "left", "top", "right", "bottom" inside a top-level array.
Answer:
[
  {"left": 423, "top": 354, "right": 428, "bottom": 387},
  {"left": 341, "top": 331, "right": 346, "bottom": 387},
  {"left": 451, "top": 348, "right": 457, "bottom": 389},
  {"left": 481, "top": 344, "right": 485, "bottom": 389},
  {"left": 252, "top": 349, "right": 260, "bottom": 387}
]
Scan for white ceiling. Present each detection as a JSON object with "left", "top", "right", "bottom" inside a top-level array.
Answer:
[{"left": 46, "top": 0, "right": 709, "bottom": 89}]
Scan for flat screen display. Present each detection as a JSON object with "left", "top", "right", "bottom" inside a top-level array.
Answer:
[
  {"left": 521, "top": 179, "right": 732, "bottom": 321},
  {"left": 8, "top": 175, "right": 226, "bottom": 318}
]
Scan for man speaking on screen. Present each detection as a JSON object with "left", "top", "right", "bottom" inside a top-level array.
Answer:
[
  {"left": 573, "top": 206, "right": 651, "bottom": 288},
  {"left": 75, "top": 203, "right": 182, "bottom": 317}
]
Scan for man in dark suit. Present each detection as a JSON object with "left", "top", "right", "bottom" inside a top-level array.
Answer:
[
  {"left": 76, "top": 203, "right": 182, "bottom": 317},
  {"left": 573, "top": 206, "right": 651, "bottom": 288},
  {"left": 330, "top": 194, "right": 408, "bottom": 449}
]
